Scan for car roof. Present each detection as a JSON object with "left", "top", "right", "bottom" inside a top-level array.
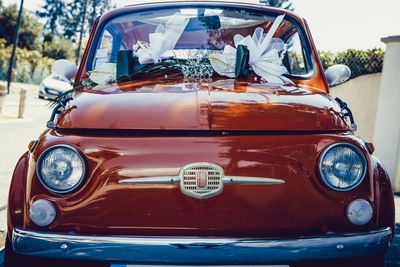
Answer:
[{"left": 98, "top": 1, "right": 305, "bottom": 26}]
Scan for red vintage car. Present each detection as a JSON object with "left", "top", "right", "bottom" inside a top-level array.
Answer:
[{"left": 5, "top": 2, "right": 395, "bottom": 267}]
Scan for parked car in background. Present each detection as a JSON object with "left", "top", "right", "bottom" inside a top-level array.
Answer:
[
  {"left": 5, "top": 2, "right": 395, "bottom": 267},
  {"left": 38, "top": 74, "right": 72, "bottom": 100}
]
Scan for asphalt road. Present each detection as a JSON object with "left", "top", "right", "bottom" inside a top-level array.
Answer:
[{"left": 0, "top": 84, "right": 399, "bottom": 266}]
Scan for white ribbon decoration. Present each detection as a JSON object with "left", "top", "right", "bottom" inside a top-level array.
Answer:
[
  {"left": 210, "top": 15, "right": 290, "bottom": 84},
  {"left": 89, "top": 63, "right": 116, "bottom": 84},
  {"left": 133, "top": 14, "right": 190, "bottom": 64}
]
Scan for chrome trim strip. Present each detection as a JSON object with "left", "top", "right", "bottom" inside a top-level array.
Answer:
[
  {"left": 12, "top": 227, "right": 392, "bottom": 264},
  {"left": 119, "top": 176, "right": 180, "bottom": 184},
  {"left": 118, "top": 168, "right": 180, "bottom": 178},
  {"left": 119, "top": 176, "right": 284, "bottom": 185},
  {"left": 223, "top": 176, "right": 285, "bottom": 184},
  {"left": 111, "top": 266, "right": 289, "bottom": 267}
]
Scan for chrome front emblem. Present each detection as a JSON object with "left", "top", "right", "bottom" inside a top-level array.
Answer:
[
  {"left": 179, "top": 162, "right": 224, "bottom": 199},
  {"left": 196, "top": 171, "right": 208, "bottom": 188}
]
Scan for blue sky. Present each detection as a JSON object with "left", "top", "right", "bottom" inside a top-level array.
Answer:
[{"left": 3, "top": 0, "right": 400, "bottom": 51}]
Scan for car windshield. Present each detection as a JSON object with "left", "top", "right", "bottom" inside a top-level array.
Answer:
[{"left": 89, "top": 6, "right": 313, "bottom": 85}]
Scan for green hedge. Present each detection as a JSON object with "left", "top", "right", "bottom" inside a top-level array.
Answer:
[
  {"left": 0, "top": 38, "right": 54, "bottom": 84},
  {"left": 318, "top": 48, "right": 384, "bottom": 79}
]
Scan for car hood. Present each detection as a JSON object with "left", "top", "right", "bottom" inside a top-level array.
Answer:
[{"left": 56, "top": 79, "right": 348, "bottom": 131}]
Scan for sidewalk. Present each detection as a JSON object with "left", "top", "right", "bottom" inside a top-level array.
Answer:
[{"left": 0, "top": 83, "right": 50, "bottom": 231}]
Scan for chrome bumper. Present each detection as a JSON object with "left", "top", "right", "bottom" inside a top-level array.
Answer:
[{"left": 12, "top": 227, "right": 392, "bottom": 264}]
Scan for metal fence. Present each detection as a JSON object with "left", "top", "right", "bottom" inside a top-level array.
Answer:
[{"left": 319, "top": 48, "right": 384, "bottom": 79}]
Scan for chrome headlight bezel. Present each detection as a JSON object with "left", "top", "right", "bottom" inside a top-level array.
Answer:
[
  {"left": 318, "top": 142, "right": 367, "bottom": 192},
  {"left": 36, "top": 144, "right": 87, "bottom": 194}
]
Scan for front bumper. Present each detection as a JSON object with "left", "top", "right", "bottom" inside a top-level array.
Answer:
[{"left": 12, "top": 227, "right": 392, "bottom": 264}]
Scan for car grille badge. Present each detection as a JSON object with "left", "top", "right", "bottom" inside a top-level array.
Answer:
[{"left": 179, "top": 162, "right": 224, "bottom": 199}]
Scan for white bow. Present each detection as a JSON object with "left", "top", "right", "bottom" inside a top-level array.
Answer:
[
  {"left": 210, "top": 15, "right": 290, "bottom": 84},
  {"left": 133, "top": 14, "right": 190, "bottom": 64},
  {"left": 89, "top": 63, "right": 116, "bottom": 84}
]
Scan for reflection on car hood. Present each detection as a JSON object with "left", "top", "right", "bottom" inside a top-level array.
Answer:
[{"left": 56, "top": 79, "right": 348, "bottom": 131}]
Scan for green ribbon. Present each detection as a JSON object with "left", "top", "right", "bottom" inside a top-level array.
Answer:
[
  {"left": 117, "top": 51, "right": 150, "bottom": 80},
  {"left": 235, "top": 44, "right": 250, "bottom": 79}
]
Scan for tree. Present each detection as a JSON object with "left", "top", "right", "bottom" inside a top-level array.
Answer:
[
  {"left": 42, "top": 37, "right": 76, "bottom": 60},
  {"left": 87, "top": 0, "right": 111, "bottom": 29},
  {"left": 61, "top": 0, "right": 112, "bottom": 40},
  {"left": 62, "top": 0, "right": 84, "bottom": 40},
  {"left": 0, "top": 4, "right": 42, "bottom": 50},
  {"left": 260, "top": 0, "right": 294, "bottom": 10},
  {"left": 37, "top": 0, "right": 66, "bottom": 35},
  {"left": 59, "top": 0, "right": 112, "bottom": 63}
]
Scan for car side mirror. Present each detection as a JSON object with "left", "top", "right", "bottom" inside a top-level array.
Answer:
[
  {"left": 325, "top": 64, "right": 351, "bottom": 87},
  {"left": 51, "top": 59, "right": 78, "bottom": 83}
]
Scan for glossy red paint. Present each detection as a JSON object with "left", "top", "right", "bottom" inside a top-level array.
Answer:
[
  {"left": 12, "top": 131, "right": 379, "bottom": 237},
  {"left": 7, "top": 153, "right": 28, "bottom": 236},
  {"left": 56, "top": 80, "right": 347, "bottom": 131}
]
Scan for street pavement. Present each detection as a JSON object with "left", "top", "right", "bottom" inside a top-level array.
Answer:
[
  {"left": 0, "top": 84, "right": 399, "bottom": 266},
  {"left": 0, "top": 86, "right": 50, "bottom": 232}
]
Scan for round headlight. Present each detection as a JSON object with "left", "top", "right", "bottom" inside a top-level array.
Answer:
[
  {"left": 37, "top": 145, "right": 86, "bottom": 194},
  {"left": 319, "top": 143, "right": 367, "bottom": 191}
]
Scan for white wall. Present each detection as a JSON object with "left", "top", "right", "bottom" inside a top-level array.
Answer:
[
  {"left": 330, "top": 73, "right": 381, "bottom": 142},
  {"left": 373, "top": 36, "right": 400, "bottom": 191},
  {"left": 330, "top": 36, "right": 400, "bottom": 191}
]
